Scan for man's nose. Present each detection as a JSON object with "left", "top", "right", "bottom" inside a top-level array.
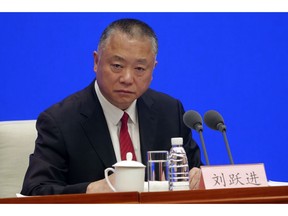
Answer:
[{"left": 120, "top": 69, "right": 133, "bottom": 83}]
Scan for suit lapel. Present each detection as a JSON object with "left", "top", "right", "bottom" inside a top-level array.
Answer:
[
  {"left": 137, "top": 91, "right": 158, "bottom": 166},
  {"left": 79, "top": 82, "right": 117, "bottom": 168}
]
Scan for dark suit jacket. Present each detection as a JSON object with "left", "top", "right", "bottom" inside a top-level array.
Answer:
[{"left": 21, "top": 80, "right": 202, "bottom": 195}]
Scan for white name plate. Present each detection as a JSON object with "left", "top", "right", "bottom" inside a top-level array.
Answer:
[{"left": 199, "top": 163, "right": 268, "bottom": 190}]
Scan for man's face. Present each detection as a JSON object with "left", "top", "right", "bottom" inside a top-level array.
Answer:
[{"left": 93, "top": 31, "right": 157, "bottom": 110}]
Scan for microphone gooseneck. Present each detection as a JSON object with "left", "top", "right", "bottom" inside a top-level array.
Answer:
[
  {"left": 204, "top": 110, "right": 234, "bottom": 164},
  {"left": 183, "top": 110, "right": 210, "bottom": 165}
]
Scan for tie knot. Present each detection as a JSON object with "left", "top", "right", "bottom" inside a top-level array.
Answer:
[{"left": 121, "top": 112, "right": 129, "bottom": 124}]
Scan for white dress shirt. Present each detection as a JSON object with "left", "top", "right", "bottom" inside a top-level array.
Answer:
[{"left": 94, "top": 80, "right": 142, "bottom": 162}]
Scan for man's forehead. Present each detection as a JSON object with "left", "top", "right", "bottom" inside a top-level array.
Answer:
[{"left": 109, "top": 55, "right": 149, "bottom": 64}]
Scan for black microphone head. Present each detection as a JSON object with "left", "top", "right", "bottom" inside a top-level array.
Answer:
[
  {"left": 183, "top": 110, "right": 203, "bottom": 132},
  {"left": 204, "top": 110, "right": 226, "bottom": 132}
]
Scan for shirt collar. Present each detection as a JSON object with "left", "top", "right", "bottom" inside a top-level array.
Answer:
[{"left": 94, "top": 80, "right": 137, "bottom": 125}]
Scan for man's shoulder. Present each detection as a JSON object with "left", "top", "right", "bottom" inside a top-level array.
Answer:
[
  {"left": 140, "top": 88, "right": 182, "bottom": 111},
  {"left": 143, "top": 88, "right": 180, "bottom": 103},
  {"left": 42, "top": 81, "right": 95, "bottom": 117}
]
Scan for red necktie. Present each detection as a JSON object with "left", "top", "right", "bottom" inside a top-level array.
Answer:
[{"left": 119, "top": 112, "right": 137, "bottom": 161}]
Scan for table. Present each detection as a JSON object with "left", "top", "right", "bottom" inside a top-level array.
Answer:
[{"left": 0, "top": 186, "right": 287, "bottom": 204}]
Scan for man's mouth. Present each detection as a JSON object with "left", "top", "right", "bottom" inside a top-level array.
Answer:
[{"left": 115, "top": 90, "right": 134, "bottom": 94}]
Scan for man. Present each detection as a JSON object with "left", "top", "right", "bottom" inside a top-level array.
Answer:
[{"left": 21, "top": 18, "right": 202, "bottom": 195}]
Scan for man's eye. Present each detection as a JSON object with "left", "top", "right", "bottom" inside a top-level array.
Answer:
[
  {"left": 111, "top": 64, "right": 123, "bottom": 70},
  {"left": 135, "top": 67, "right": 145, "bottom": 72},
  {"left": 112, "top": 64, "right": 122, "bottom": 68}
]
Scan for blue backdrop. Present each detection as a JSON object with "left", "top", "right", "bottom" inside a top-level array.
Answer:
[{"left": 1, "top": 12, "right": 287, "bottom": 182}]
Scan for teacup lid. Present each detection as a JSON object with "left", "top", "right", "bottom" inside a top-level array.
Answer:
[{"left": 113, "top": 152, "right": 146, "bottom": 168}]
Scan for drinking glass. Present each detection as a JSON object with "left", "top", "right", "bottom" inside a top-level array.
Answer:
[{"left": 147, "top": 150, "right": 169, "bottom": 192}]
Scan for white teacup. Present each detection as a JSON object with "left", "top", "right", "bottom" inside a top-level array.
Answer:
[{"left": 104, "top": 152, "right": 146, "bottom": 192}]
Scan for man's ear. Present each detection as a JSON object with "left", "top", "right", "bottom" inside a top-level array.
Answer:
[
  {"left": 93, "top": 51, "right": 99, "bottom": 72},
  {"left": 151, "top": 60, "right": 158, "bottom": 81},
  {"left": 154, "top": 60, "right": 158, "bottom": 69}
]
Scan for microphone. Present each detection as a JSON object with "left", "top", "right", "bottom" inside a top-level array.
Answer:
[
  {"left": 204, "top": 110, "right": 234, "bottom": 164},
  {"left": 183, "top": 110, "right": 210, "bottom": 165}
]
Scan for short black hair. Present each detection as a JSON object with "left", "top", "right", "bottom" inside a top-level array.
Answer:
[{"left": 98, "top": 18, "right": 158, "bottom": 55}]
